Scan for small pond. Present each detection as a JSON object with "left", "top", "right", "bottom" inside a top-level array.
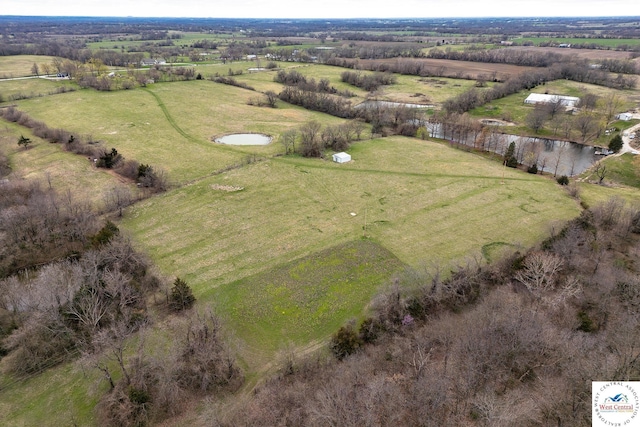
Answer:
[{"left": 215, "top": 134, "right": 272, "bottom": 146}]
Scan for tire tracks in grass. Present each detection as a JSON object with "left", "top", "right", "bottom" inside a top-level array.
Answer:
[{"left": 142, "top": 87, "right": 200, "bottom": 144}]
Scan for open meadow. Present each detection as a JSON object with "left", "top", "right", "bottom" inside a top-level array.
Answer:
[
  {"left": 120, "top": 134, "right": 582, "bottom": 369},
  {"left": 13, "top": 79, "right": 346, "bottom": 183}
]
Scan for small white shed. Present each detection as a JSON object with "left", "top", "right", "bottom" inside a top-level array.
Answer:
[
  {"left": 616, "top": 112, "right": 633, "bottom": 121},
  {"left": 332, "top": 152, "right": 351, "bottom": 163}
]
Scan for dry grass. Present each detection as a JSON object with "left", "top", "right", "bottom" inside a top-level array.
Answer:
[{"left": 0, "top": 55, "right": 58, "bottom": 78}]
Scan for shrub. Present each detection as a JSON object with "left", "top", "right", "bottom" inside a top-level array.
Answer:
[
  {"left": 556, "top": 175, "right": 569, "bottom": 185},
  {"left": 91, "top": 221, "right": 120, "bottom": 247},
  {"left": 527, "top": 164, "right": 538, "bottom": 174},
  {"left": 17, "top": 135, "right": 32, "bottom": 149},
  {"left": 329, "top": 321, "right": 362, "bottom": 360},
  {"left": 97, "top": 148, "right": 123, "bottom": 169}
]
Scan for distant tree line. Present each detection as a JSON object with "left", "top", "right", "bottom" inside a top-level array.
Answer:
[
  {"left": 278, "top": 87, "right": 356, "bottom": 119},
  {"left": 280, "top": 120, "right": 366, "bottom": 157},
  {"left": 275, "top": 69, "right": 354, "bottom": 97},
  {"left": 339, "top": 70, "right": 396, "bottom": 91}
]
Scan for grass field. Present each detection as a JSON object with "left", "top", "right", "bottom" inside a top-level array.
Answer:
[
  {"left": 215, "top": 239, "right": 405, "bottom": 365},
  {"left": 0, "top": 123, "right": 130, "bottom": 208},
  {"left": 13, "top": 80, "right": 347, "bottom": 183},
  {"left": 118, "top": 135, "right": 582, "bottom": 372},
  {"left": 2, "top": 55, "right": 639, "bottom": 426},
  {"left": 233, "top": 63, "right": 485, "bottom": 107},
  {"left": 0, "top": 55, "right": 59, "bottom": 78}
]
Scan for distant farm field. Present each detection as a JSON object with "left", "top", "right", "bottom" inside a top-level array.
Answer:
[
  {"left": 504, "top": 45, "right": 640, "bottom": 61},
  {"left": 359, "top": 57, "right": 541, "bottom": 80},
  {"left": 0, "top": 55, "right": 57, "bottom": 78},
  {"left": 515, "top": 37, "right": 640, "bottom": 49}
]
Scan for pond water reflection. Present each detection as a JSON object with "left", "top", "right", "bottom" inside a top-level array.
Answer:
[{"left": 215, "top": 134, "right": 272, "bottom": 145}]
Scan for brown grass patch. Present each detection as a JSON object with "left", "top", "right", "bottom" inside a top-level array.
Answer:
[{"left": 359, "top": 58, "right": 540, "bottom": 80}]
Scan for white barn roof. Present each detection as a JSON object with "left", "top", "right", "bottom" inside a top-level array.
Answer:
[{"left": 524, "top": 93, "right": 580, "bottom": 108}]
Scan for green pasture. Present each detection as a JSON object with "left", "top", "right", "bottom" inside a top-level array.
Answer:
[
  {"left": 216, "top": 239, "right": 404, "bottom": 364},
  {"left": 0, "top": 77, "right": 76, "bottom": 101},
  {"left": 584, "top": 153, "right": 640, "bottom": 188},
  {"left": 390, "top": 75, "right": 487, "bottom": 105},
  {"left": 120, "top": 135, "right": 581, "bottom": 366},
  {"left": 12, "top": 80, "right": 346, "bottom": 183},
  {"left": 0, "top": 361, "right": 104, "bottom": 427},
  {"left": 234, "top": 63, "right": 483, "bottom": 107},
  {"left": 577, "top": 181, "right": 640, "bottom": 208},
  {"left": 515, "top": 37, "right": 640, "bottom": 48}
]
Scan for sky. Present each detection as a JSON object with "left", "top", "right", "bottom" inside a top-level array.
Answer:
[{"left": 2, "top": 0, "right": 639, "bottom": 19}]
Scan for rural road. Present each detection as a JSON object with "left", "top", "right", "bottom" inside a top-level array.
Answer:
[{"left": 620, "top": 113, "right": 640, "bottom": 155}]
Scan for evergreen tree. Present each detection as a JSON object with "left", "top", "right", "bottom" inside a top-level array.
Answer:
[
  {"left": 608, "top": 134, "right": 623, "bottom": 153},
  {"left": 504, "top": 141, "right": 518, "bottom": 168},
  {"left": 169, "top": 278, "right": 195, "bottom": 311},
  {"left": 17, "top": 135, "right": 32, "bottom": 149}
]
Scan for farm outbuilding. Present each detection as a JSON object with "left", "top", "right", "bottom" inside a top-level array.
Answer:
[
  {"left": 332, "top": 152, "right": 351, "bottom": 163},
  {"left": 616, "top": 112, "right": 633, "bottom": 121},
  {"left": 524, "top": 93, "right": 580, "bottom": 108}
]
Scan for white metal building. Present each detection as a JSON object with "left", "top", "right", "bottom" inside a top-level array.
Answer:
[
  {"left": 524, "top": 93, "right": 580, "bottom": 108},
  {"left": 616, "top": 112, "right": 633, "bottom": 121},
  {"left": 332, "top": 152, "right": 351, "bottom": 163}
]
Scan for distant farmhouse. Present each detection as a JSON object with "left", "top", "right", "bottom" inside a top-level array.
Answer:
[
  {"left": 140, "top": 58, "right": 167, "bottom": 67},
  {"left": 524, "top": 93, "right": 580, "bottom": 109}
]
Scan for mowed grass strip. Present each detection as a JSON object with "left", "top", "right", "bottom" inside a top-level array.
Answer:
[{"left": 214, "top": 239, "right": 404, "bottom": 365}]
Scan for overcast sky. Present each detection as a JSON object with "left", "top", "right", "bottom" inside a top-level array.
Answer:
[{"left": 2, "top": 0, "right": 639, "bottom": 19}]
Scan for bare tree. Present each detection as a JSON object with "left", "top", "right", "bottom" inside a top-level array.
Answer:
[
  {"left": 595, "top": 162, "right": 607, "bottom": 185},
  {"left": 603, "top": 93, "right": 624, "bottom": 123},
  {"left": 298, "top": 120, "right": 323, "bottom": 157},
  {"left": 574, "top": 112, "right": 599, "bottom": 143},
  {"left": 515, "top": 251, "right": 564, "bottom": 292},
  {"left": 553, "top": 142, "right": 567, "bottom": 177},
  {"left": 103, "top": 186, "right": 133, "bottom": 217},
  {"left": 279, "top": 129, "right": 298, "bottom": 155}
]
